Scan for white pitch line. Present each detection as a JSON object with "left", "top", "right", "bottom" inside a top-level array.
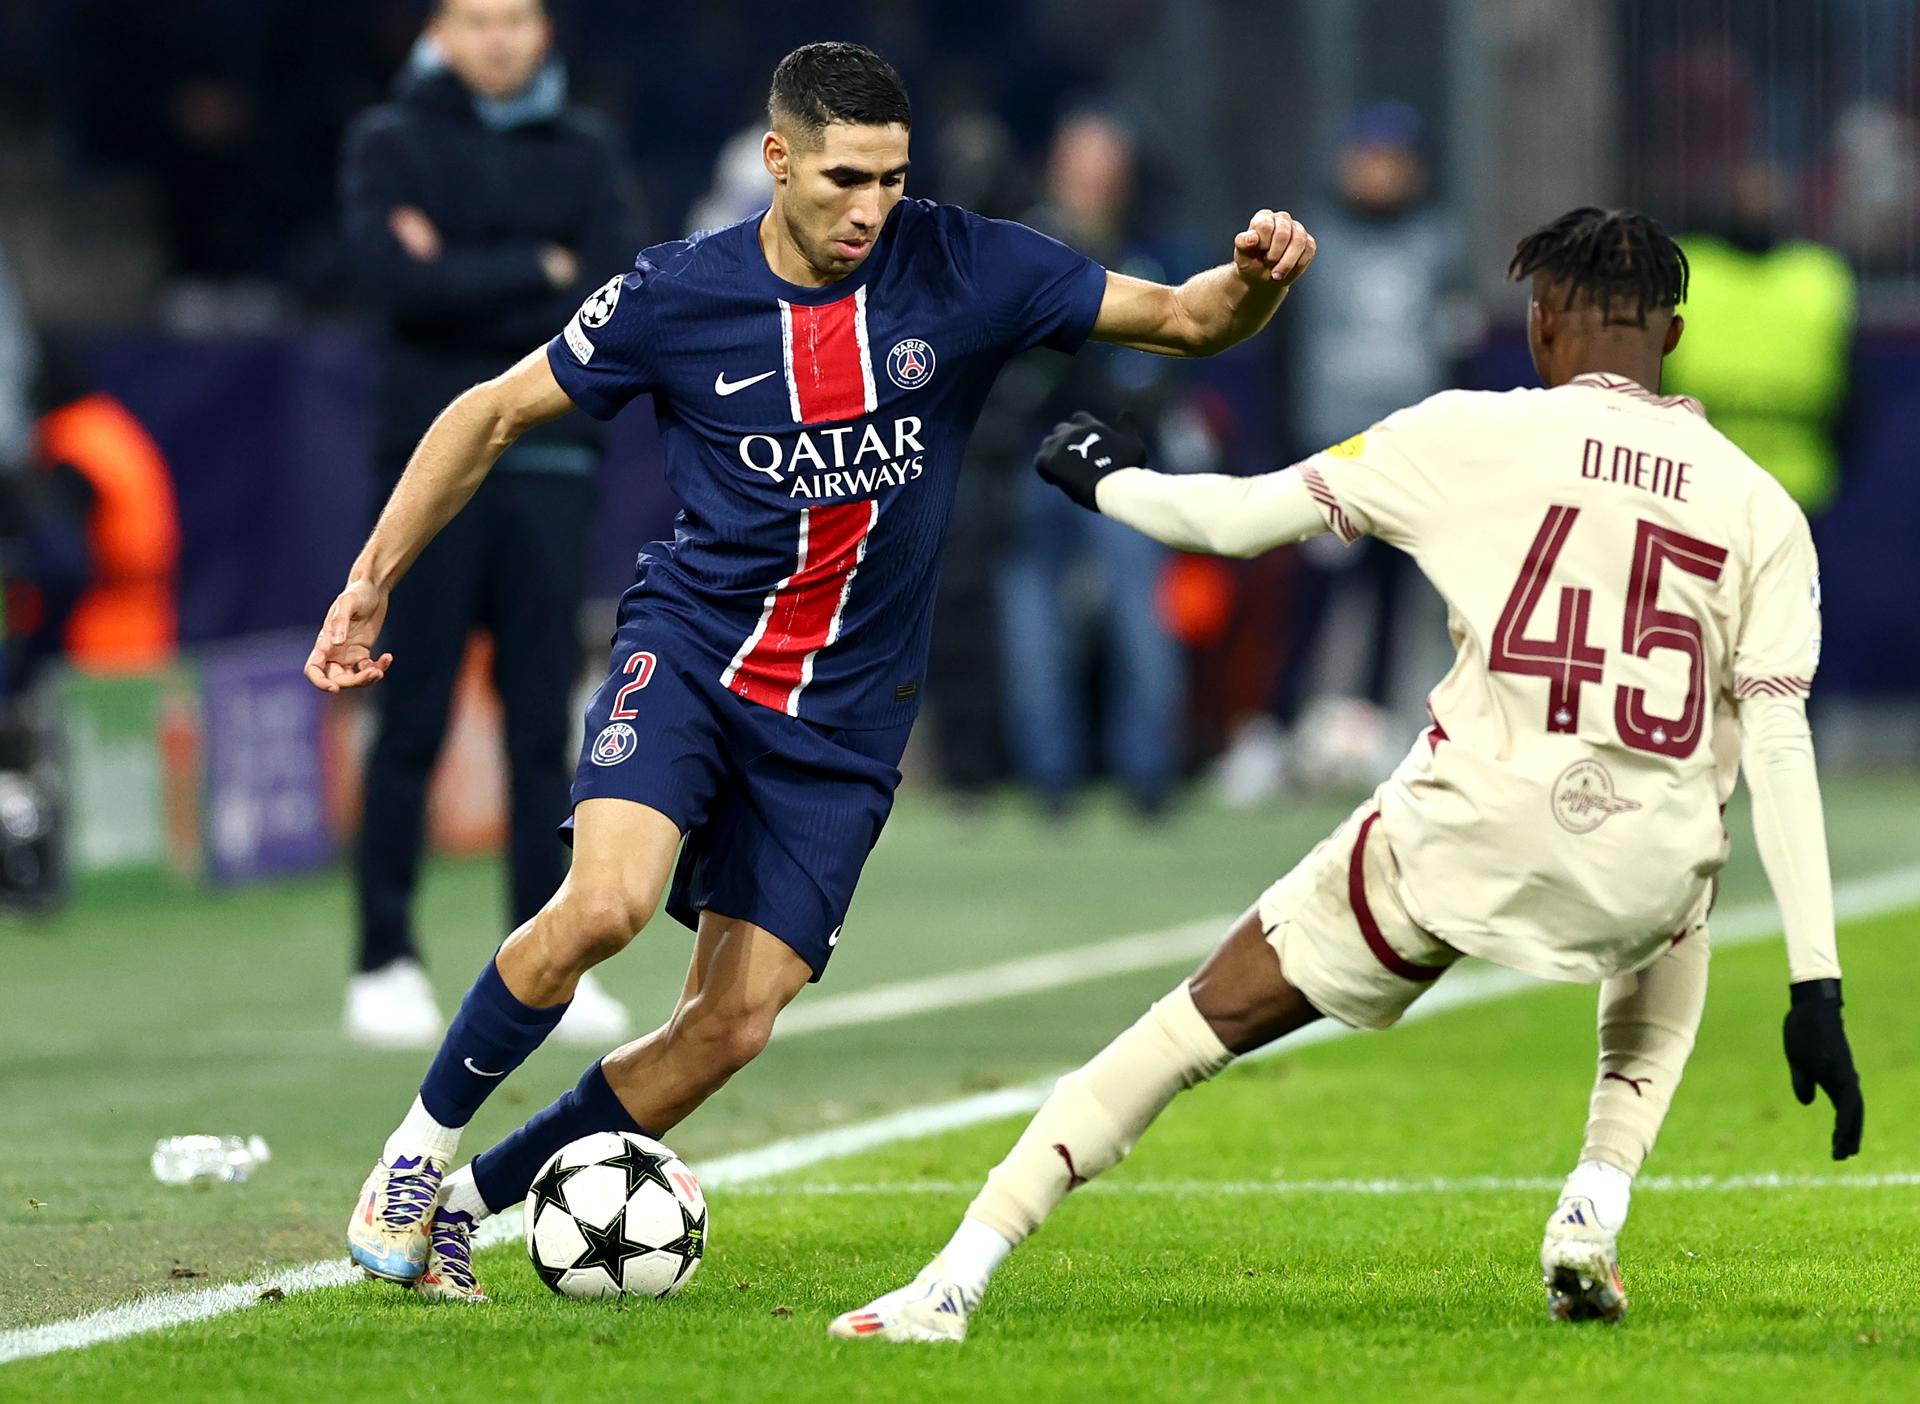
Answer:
[
  {"left": 38, "top": 862, "right": 1920, "bottom": 1066},
  {"left": 774, "top": 859, "right": 1920, "bottom": 1043},
  {"left": 523, "top": 864, "right": 1920, "bottom": 1194},
  {"left": 772, "top": 918, "right": 1229, "bottom": 1040},
  {"left": 718, "top": 1170, "right": 1920, "bottom": 1197},
  {"left": 4, "top": 864, "right": 1917, "bottom": 1368},
  {"left": 0, "top": 1260, "right": 365, "bottom": 1367}
]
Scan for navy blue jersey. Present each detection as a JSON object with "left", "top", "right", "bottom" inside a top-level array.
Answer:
[{"left": 546, "top": 199, "right": 1107, "bottom": 729}]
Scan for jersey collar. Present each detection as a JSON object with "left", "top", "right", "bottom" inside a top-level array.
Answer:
[
  {"left": 738, "top": 206, "right": 895, "bottom": 305},
  {"left": 1569, "top": 372, "right": 1707, "bottom": 419}
]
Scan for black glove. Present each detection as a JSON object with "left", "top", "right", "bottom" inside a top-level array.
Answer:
[
  {"left": 1783, "top": 978, "right": 1863, "bottom": 1160},
  {"left": 1034, "top": 411, "right": 1145, "bottom": 511}
]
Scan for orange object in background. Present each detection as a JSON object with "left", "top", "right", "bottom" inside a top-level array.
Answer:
[
  {"left": 37, "top": 392, "right": 182, "bottom": 671},
  {"left": 1157, "top": 553, "right": 1236, "bottom": 647}
]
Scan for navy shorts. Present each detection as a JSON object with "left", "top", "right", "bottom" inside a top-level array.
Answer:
[{"left": 563, "top": 614, "right": 911, "bottom": 981}]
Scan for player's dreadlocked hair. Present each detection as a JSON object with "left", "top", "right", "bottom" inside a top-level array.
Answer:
[
  {"left": 769, "top": 42, "right": 912, "bottom": 143},
  {"left": 1507, "top": 207, "right": 1689, "bottom": 327}
]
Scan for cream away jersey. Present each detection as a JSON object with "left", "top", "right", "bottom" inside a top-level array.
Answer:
[{"left": 1299, "top": 372, "right": 1822, "bottom": 981}]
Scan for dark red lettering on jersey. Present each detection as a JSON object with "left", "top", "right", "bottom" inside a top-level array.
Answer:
[
  {"left": 1580, "top": 437, "right": 1691, "bottom": 503},
  {"left": 1492, "top": 508, "right": 1727, "bottom": 759}
]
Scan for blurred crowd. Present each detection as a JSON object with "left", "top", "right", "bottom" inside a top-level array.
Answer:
[{"left": 0, "top": 0, "right": 1912, "bottom": 845}]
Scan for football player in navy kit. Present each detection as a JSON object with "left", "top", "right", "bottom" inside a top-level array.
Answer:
[{"left": 309, "top": 40, "right": 1315, "bottom": 1300}]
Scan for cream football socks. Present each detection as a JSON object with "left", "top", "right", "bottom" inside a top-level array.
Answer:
[
  {"left": 1581, "top": 925, "right": 1711, "bottom": 1180},
  {"left": 942, "top": 982, "right": 1233, "bottom": 1295}
]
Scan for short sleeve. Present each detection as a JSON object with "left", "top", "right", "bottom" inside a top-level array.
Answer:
[
  {"left": 961, "top": 213, "right": 1108, "bottom": 356},
  {"left": 1733, "top": 503, "right": 1821, "bottom": 702},
  {"left": 1292, "top": 393, "right": 1454, "bottom": 550},
  {"left": 544, "top": 269, "right": 657, "bottom": 421}
]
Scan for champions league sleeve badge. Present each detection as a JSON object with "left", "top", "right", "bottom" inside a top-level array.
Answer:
[{"left": 580, "top": 276, "right": 624, "bottom": 328}]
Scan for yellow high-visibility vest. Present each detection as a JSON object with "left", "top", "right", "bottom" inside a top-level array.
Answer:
[{"left": 1664, "top": 235, "right": 1855, "bottom": 514}]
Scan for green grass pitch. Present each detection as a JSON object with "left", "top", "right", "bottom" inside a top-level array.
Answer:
[{"left": 2, "top": 774, "right": 1917, "bottom": 1400}]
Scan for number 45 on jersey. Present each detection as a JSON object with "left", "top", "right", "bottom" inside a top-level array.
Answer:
[{"left": 1492, "top": 507, "right": 1727, "bottom": 759}]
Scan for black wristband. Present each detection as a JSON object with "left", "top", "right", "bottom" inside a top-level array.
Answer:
[{"left": 1789, "top": 978, "right": 1844, "bottom": 1006}]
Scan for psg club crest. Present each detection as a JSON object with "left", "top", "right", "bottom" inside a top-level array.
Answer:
[
  {"left": 590, "top": 722, "right": 638, "bottom": 767},
  {"left": 886, "top": 337, "right": 936, "bottom": 391}
]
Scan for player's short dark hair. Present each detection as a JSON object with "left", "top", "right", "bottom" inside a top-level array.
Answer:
[
  {"left": 769, "top": 42, "right": 912, "bottom": 144},
  {"left": 1507, "top": 207, "right": 1689, "bottom": 327}
]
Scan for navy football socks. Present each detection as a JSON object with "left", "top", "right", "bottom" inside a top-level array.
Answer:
[
  {"left": 417, "top": 958, "right": 569, "bottom": 1128},
  {"left": 471, "top": 1060, "right": 644, "bottom": 1212}
]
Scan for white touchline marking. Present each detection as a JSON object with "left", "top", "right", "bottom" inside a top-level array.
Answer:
[
  {"left": 770, "top": 857, "right": 1920, "bottom": 1043},
  {"left": 0, "top": 1260, "right": 366, "bottom": 1367},
  {"left": 4, "top": 864, "right": 1917, "bottom": 1366},
  {"left": 716, "top": 1171, "right": 1920, "bottom": 1197},
  {"left": 769, "top": 917, "right": 1227, "bottom": 1040},
  {"left": 38, "top": 862, "right": 1920, "bottom": 1065}
]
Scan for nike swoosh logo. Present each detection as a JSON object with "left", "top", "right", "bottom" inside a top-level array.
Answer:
[
  {"left": 463, "top": 1058, "right": 506, "bottom": 1078},
  {"left": 714, "top": 369, "right": 778, "bottom": 396}
]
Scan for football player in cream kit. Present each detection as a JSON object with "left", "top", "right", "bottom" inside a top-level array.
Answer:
[{"left": 832, "top": 207, "right": 1863, "bottom": 1339}]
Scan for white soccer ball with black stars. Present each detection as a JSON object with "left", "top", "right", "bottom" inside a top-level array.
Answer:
[{"left": 524, "top": 1131, "right": 706, "bottom": 1299}]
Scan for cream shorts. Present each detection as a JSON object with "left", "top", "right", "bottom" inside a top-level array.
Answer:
[{"left": 1257, "top": 801, "right": 1460, "bottom": 1031}]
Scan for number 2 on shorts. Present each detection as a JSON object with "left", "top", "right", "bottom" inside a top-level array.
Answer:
[{"left": 609, "top": 651, "right": 657, "bottom": 720}]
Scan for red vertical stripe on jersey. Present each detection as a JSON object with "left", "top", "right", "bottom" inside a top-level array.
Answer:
[
  {"left": 725, "top": 501, "right": 879, "bottom": 715},
  {"left": 782, "top": 292, "right": 872, "bottom": 424},
  {"left": 729, "top": 290, "right": 881, "bottom": 714}
]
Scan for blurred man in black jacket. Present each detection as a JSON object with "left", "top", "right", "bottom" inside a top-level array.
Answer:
[{"left": 338, "top": 0, "right": 637, "bottom": 1047}]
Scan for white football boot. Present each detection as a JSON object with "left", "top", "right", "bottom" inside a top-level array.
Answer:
[
  {"left": 554, "top": 970, "right": 634, "bottom": 1047},
  {"left": 347, "top": 1152, "right": 448, "bottom": 1282},
  {"left": 828, "top": 1260, "right": 977, "bottom": 1343},
  {"left": 415, "top": 1207, "right": 487, "bottom": 1303},
  {"left": 344, "top": 958, "right": 444, "bottom": 1050},
  {"left": 1540, "top": 1194, "right": 1628, "bottom": 1323}
]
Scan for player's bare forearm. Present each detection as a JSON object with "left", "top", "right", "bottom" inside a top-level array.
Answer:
[
  {"left": 1092, "top": 209, "right": 1314, "bottom": 357},
  {"left": 1173, "top": 261, "right": 1287, "bottom": 356},
  {"left": 305, "top": 347, "right": 573, "bottom": 692},
  {"left": 353, "top": 348, "right": 572, "bottom": 591}
]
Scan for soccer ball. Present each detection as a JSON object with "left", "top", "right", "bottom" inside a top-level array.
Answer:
[{"left": 524, "top": 1131, "right": 707, "bottom": 1299}]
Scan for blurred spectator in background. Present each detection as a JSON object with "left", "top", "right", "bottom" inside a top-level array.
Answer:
[
  {"left": 338, "top": 0, "right": 638, "bottom": 1048},
  {"left": 1665, "top": 163, "right": 1857, "bottom": 517},
  {"left": 922, "top": 102, "right": 1030, "bottom": 797},
  {"left": 31, "top": 347, "right": 180, "bottom": 675},
  {"left": 991, "top": 107, "right": 1211, "bottom": 818},
  {"left": 686, "top": 124, "right": 774, "bottom": 233},
  {"left": 1215, "top": 102, "right": 1468, "bottom": 805},
  {"left": 2, "top": 345, "right": 176, "bottom": 698}
]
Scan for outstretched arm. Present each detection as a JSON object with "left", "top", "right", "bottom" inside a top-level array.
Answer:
[
  {"left": 1097, "top": 467, "right": 1325, "bottom": 557},
  {"left": 1090, "top": 210, "right": 1316, "bottom": 357},
  {"left": 304, "top": 347, "right": 574, "bottom": 692},
  {"left": 1031, "top": 412, "right": 1327, "bottom": 556},
  {"left": 1742, "top": 695, "right": 1840, "bottom": 982},
  {"left": 1740, "top": 692, "right": 1861, "bottom": 1159}
]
